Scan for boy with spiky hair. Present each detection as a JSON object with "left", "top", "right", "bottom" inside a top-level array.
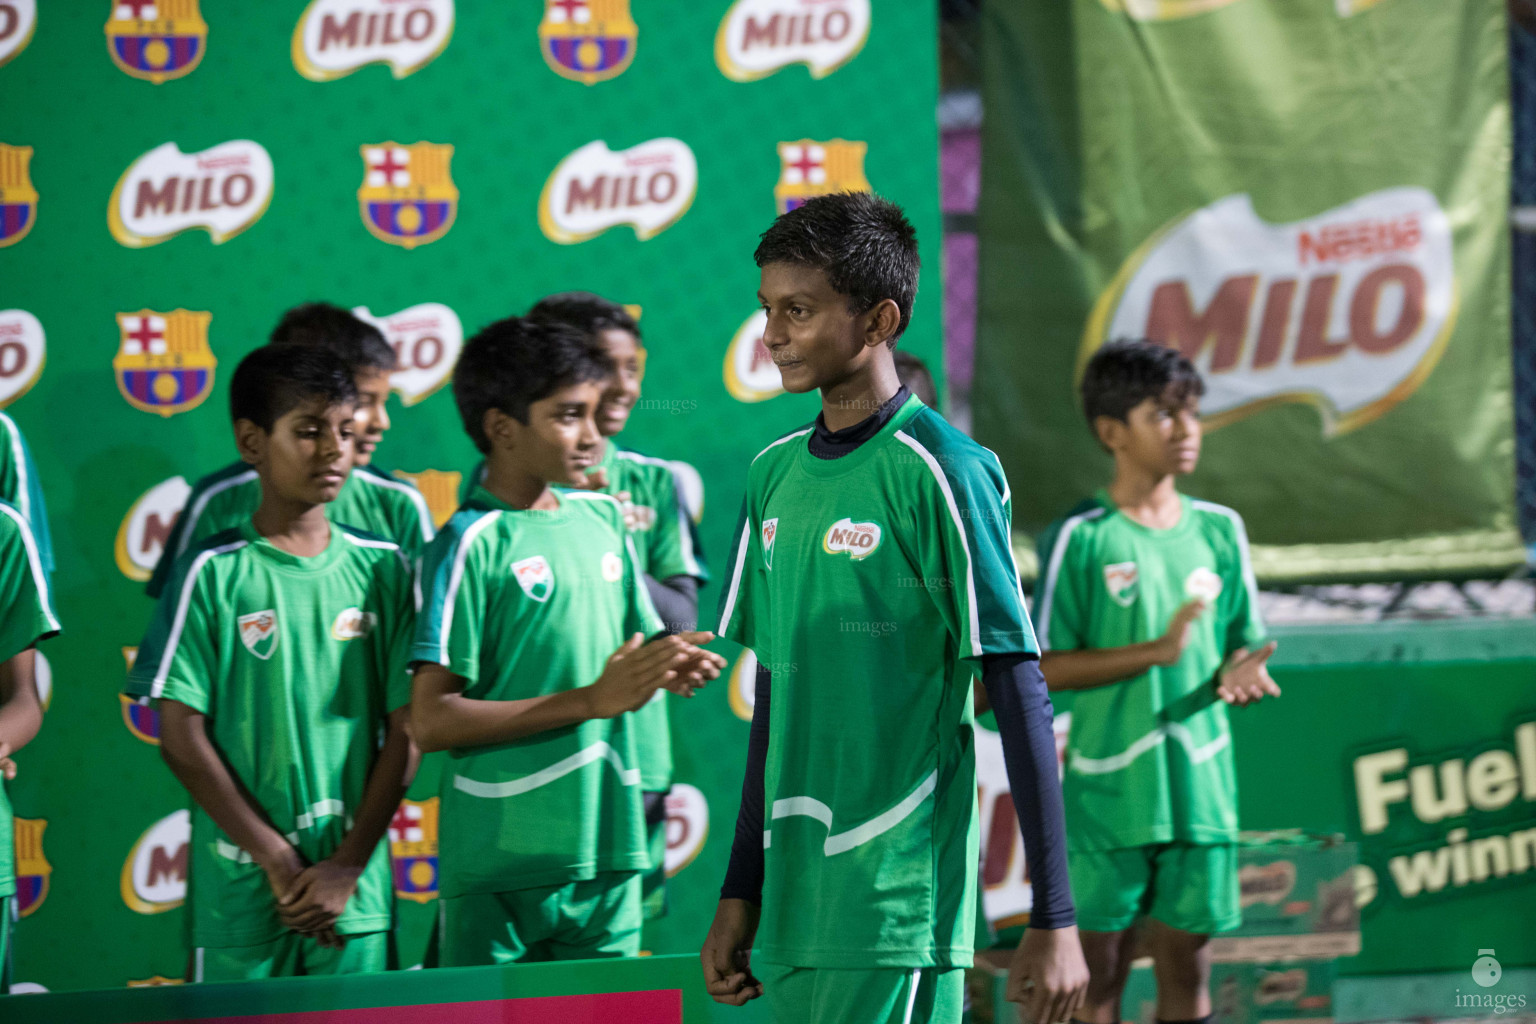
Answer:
[
  {"left": 127, "top": 346, "right": 418, "bottom": 981},
  {"left": 701, "top": 191, "right": 1087, "bottom": 1024},
  {"left": 1034, "top": 340, "right": 1278, "bottom": 1024},
  {"left": 147, "top": 302, "right": 433, "bottom": 599},
  {"left": 410, "top": 316, "right": 723, "bottom": 967}
]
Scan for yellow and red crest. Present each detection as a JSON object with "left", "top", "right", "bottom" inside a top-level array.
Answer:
[
  {"left": 358, "top": 142, "right": 458, "bottom": 249},
  {"left": 389, "top": 797, "right": 439, "bottom": 903},
  {"left": 14, "top": 817, "right": 50, "bottom": 917},
  {"left": 538, "top": 0, "right": 636, "bottom": 85},
  {"left": 393, "top": 469, "right": 461, "bottom": 529},
  {"left": 774, "top": 139, "right": 869, "bottom": 215},
  {"left": 105, "top": 0, "right": 207, "bottom": 84},
  {"left": 112, "top": 309, "right": 216, "bottom": 417},
  {"left": 0, "top": 144, "right": 38, "bottom": 248}
]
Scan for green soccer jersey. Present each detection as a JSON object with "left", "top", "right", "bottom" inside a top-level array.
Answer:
[
  {"left": 1034, "top": 490, "right": 1266, "bottom": 853},
  {"left": 147, "top": 461, "right": 435, "bottom": 598},
  {"left": 0, "top": 413, "right": 54, "bottom": 574},
  {"left": 411, "top": 486, "right": 664, "bottom": 899},
  {"left": 0, "top": 502, "right": 61, "bottom": 900},
  {"left": 125, "top": 520, "right": 416, "bottom": 947},
  {"left": 716, "top": 395, "right": 1037, "bottom": 970}
]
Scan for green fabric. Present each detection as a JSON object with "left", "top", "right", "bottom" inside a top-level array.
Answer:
[
  {"left": 146, "top": 461, "right": 435, "bottom": 598},
  {"left": 759, "top": 964, "right": 966, "bottom": 1024},
  {"left": 439, "top": 872, "right": 641, "bottom": 967},
  {"left": 0, "top": 414, "right": 53, "bottom": 574},
  {"left": 1067, "top": 843, "right": 1240, "bottom": 935},
  {"left": 195, "top": 929, "right": 388, "bottom": 982},
  {"left": 411, "top": 486, "right": 662, "bottom": 898},
  {"left": 642, "top": 792, "right": 667, "bottom": 921},
  {"left": 1, "top": 894, "right": 11, "bottom": 994},
  {"left": 0, "top": 501, "right": 60, "bottom": 900},
  {"left": 125, "top": 519, "right": 416, "bottom": 946},
  {"left": 714, "top": 395, "right": 1037, "bottom": 970},
  {"left": 1035, "top": 491, "right": 1265, "bottom": 852}
]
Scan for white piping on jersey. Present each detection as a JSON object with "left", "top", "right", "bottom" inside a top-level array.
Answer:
[
  {"left": 894, "top": 430, "right": 986, "bottom": 658},
  {"left": 902, "top": 969, "right": 922, "bottom": 1024},
  {"left": 0, "top": 412, "right": 28, "bottom": 524},
  {"left": 751, "top": 427, "right": 812, "bottom": 464},
  {"left": 717, "top": 517, "right": 752, "bottom": 638},
  {"left": 339, "top": 530, "right": 400, "bottom": 552},
  {"left": 614, "top": 451, "right": 706, "bottom": 579},
  {"left": 1035, "top": 507, "right": 1107, "bottom": 652},
  {"left": 194, "top": 947, "right": 204, "bottom": 983},
  {"left": 436, "top": 512, "right": 500, "bottom": 667},
  {"left": 763, "top": 770, "right": 937, "bottom": 857},
  {"left": 295, "top": 799, "right": 347, "bottom": 831},
  {"left": 151, "top": 539, "right": 249, "bottom": 697},
  {"left": 213, "top": 802, "right": 352, "bottom": 862},
  {"left": 563, "top": 490, "right": 619, "bottom": 505},
  {"left": 1069, "top": 722, "right": 1231, "bottom": 776},
  {"left": 176, "top": 468, "right": 258, "bottom": 560},
  {"left": 452, "top": 741, "right": 640, "bottom": 798},
  {"left": 1191, "top": 500, "right": 1262, "bottom": 628},
  {"left": 0, "top": 503, "right": 57, "bottom": 633},
  {"left": 356, "top": 470, "right": 435, "bottom": 544},
  {"left": 980, "top": 446, "right": 1032, "bottom": 632}
]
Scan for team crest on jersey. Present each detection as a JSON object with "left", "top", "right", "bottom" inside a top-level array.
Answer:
[
  {"left": 0, "top": 144, "right": 38, "bottom": 248},
  {"left": 392, "top": 468, "right": 461, "bottom": 528},
  {"left": 0, "top": 309, "right": 47, "bottom": 406},
  {"left": 774, "top": 139, "right": 870, "bottom": 215},
  {"left": 238, "top": 610, "right": 279, "bottom": 659},
  {"left": 822, "top": 517, "right": 880, "bottom": 561},
  {"left": 0, "top": 2, "right": 38, "bottom": 69},
  {"left": 723, "top": 310, "right": 784, "bottom": 403},
  {"left": 293, "top": 0, "right": 455, "bottom": 82},
  {"left": 715, "top": 0, "right": 870, "bottom": 82},
  {"left": 539, "top": 0, "right": 636, "bottom": 85},
  {"left": 600, "top": 550, "right": 624, "bottom": 583},
  {"left": 113, "top": 310, "right": 216, "bottom": 418},
  {"left": 1185, "top": 566, "right": 1223, "bottom": 602},
  {"left": 109, "top": 140, "right": 275, "bottom": 248},
  {"left": 353, "top": 302, "right": 463, "bottom": 406},
  {"left": 120, "top": 695, "right": 162, "bottom": 744},
  {"left": 115, "top": 475, "right": 190, "bottom": 581},
  {"left": 389, "top": 797, "right": 439, "bottom": 903},
  {"left": 512, "top": 555, "right": 554, "bottom": 602},
  {"left": 538, "top": 138, "right": 697, "bottom": 244},
  {"left": 761, "top": 517, "right": 778, "bottom": 569},
  {"left": 105, "top": 0, "right": 207, "bottom": 84},
  {"left": 14, "top": 817, "right": 50, "bottom": 917},
  {"left": 1104, "top": 561, "right": 1139, "bottom": 607},
  {"left": 331, "top": 607, "right": 377, "bottom": 640},
  {"left": 357, "top": 142, "right": 458, "bottom": 249},
  {"left": 121, "top": 809, "right": 189, "bottom": 914}
]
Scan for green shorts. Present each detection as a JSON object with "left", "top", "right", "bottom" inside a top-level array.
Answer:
[
  {"left": 440, "top": 871, "right": 641, "bottom": 967},
  {"left": 193, "top": 930, "right": 388, "bottom": 982},
  {"left": 760, "top": 964, "right": 965, "bottom": 1024},
  {"left": 642, "top": 789, "right": 668, "bottom": 921},
  {"left": 1069, "top": 842, "right": 1240, "bottom": 935}
]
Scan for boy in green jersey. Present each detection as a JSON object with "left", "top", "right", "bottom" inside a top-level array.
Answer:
[
  {"left": 147, "top": 303, "right": 434, "bottom": 599},
  {"left": 409, "top": 316, "right": 723, "bottom": 967},
  {"left": 1033, "top": 340, "right": 1280, "bottom": 1024},
  {"left": 0, "top": 413, "right": 53, "bottom": 575},
  {"left": 127, "top": 346, "right": 419, "bottom": 981},
  {"left": 702, "top": 192, "right": 1087, "bottom": 1024},
  {"left": 0, "top": 501, "right": 60, "bottom": 992}
]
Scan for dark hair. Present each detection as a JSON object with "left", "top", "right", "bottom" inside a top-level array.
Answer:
[
  {"left": 1080, "top": 340, "right": 1206, "bottom": 430},
  {"left": 528, "top": 292, "right": 642, "bottom": 344},
  {"left": 754, "top": 191, "right": 919, "bottom": 345},
  {"left": 269, "top": 302, "right": 397, "bottom": 374},
  {"left": 229, "top": 345, "right": 358, "bottom": 431},
  {"left": 893, "top": 350, "right": 938, "bottom": 409},
  {"left": 453, "top": 316, "right": 613, "bottom": 454}
]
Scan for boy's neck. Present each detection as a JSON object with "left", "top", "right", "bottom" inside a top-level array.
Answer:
[
  {"left": 482, "top": 458, "right": 561, "bottom": 511},
  {"left": 252, "top": 496, "right": 332, "bottom": 556},
  {"left": 819, "top": 358, "right": 902, "bottom": 432},
  {"left": 1107, "top": 465, "right": 1183, "bottom": 529}
]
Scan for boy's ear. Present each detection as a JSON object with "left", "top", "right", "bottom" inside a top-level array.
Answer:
[
  {"left": 233, "top": 418, "right": 266, "bottom": 466},
  {"left": 483, "top": 407, "right": 520, "bottom": 451},
  {"left": 862, "top": 298, "right": 902, "bottom": 349},
  {"left": 1092, "top": 414, "right": 1123, "bottom": 452}
]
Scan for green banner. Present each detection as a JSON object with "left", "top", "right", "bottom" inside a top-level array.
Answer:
[{"left": 976, "top": 0, "right": 1517, "bottom": 581}]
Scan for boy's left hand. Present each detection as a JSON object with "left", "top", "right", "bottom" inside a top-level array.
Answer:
[
  {"left": 1217, "top": 642, "right": 1281, "bottom": 707},
  {"left": 278, "top": 859, "right": 364, "bottom": 935},
  {"left": 667, "top": 631, "right": 727, "bottom": 697}
]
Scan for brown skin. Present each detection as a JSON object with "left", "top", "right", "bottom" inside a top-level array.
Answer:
[
  {"left": 349, "top": 368, "right": 393, "bottom": 468},
  {"left": 0, "top": 648, "right": 44, "bottom": 782}
]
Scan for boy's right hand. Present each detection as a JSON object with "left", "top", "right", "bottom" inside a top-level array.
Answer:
[
  {"left": 701, "top": 898, "right": 763, "bottom": 1006},
  {"left": 257, "top": 844, "right": 307, "bottom": 908},
  {"left": 587, "top": 633, "right": 693, "bottom": 718},
  {"left": 1154, "top": 599, "right": 1208, "bottom": 666}
]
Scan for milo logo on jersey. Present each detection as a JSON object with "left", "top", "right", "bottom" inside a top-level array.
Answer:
[
  {"left": 715, "top": 0, "right": 869, "bottom": 81},
  {"left": 0, "top": 309, "right": 45, "bottom": 406},
  {"left": 358, "top": 142, "right": 458, "bottom": 249},
  {"left": 332, "top": 607, "right": 377, "bottom": 640},
  {"left": 0, "top": 1, "right": 37, "bottom": 68},
  {"left": 0, "top": 144, "right": 38, "bottom": 248},
  {"left": 14, "top": 817, "right": 50, "bottom": 916},
  {"left": 539, "top": 0, "right": 636, "bottom": 85},
  {"left": 774, "top": 139, "right": 869, "bottom": 214},
  {"left": 109, "top": 140, "right": 274, "bottom": 248},
  {"left": 512, "top": 556, "right": 554, "bottom": 602},
  {"left": 293, "top": 0, "right": 454, "bottom": 82},
  {"left": 353, "top": 302, "right": 462, "bottom": 406},
  {"left": 1085, "top": 187, "right": 1454, "bottom": 436},
  {"left": 113, "top": 310, "right": 216, "bottom": 417},
  {"left": 538, "top": 138, "right": 696, "bottom": 244},
  {"left": 823, "top": 518, "right": 881, "bottom": 560},
  {"left": 723, "top": 310, "right": 784, "bottom": 403},
  {"left": 392, "top": 468, "right": 461, "bottom": 528},
  {"left": 239, "top": 610, "right": 279, "bottom": 659},
  {"left": 1185, "top": 566, "right": 1223, "bottom": 602},
  {"left": 665, "top": 784, "right": 708, "bottom": 876},
  {"left": 116, "top": 475, "right": 191, "bottom": 581},
  {"left": 105, "top": 0, "right": 207, "bottom": 83},
  {"left": 121, "top": 809, "right": 189, "bottom": 914},
  {"left": 389, "top": 797, "right": 439, "bottom": 903}
]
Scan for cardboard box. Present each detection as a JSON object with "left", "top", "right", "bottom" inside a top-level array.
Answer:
[
  {"left": 1122, "top": 958, "right": 1337, "bottom": 1024},
  {"left": 1214, "top": 830, "right": 1360, "bottom": 963}
]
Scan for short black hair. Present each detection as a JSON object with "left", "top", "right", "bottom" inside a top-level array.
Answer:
[
  {"left": 269, "top": 302, "right": 397, "bottom": 375},
  {"left": 893, "top": 350, "right": 938, "bottom": 409},
  {"left": 754, "top": 191, "right": 920, "bottom": 345},
  {"left": 453, "top": 316, "right": 613, "bottom": 454},
  {"left": 528, "top": 292, "right": 642, "bottom": 344},
  {"left": 229, "top": 345, "right": 358, "bottom": 431},
  {"left": 1081, "top": 340, "right": 1206, "bottom": 429}
]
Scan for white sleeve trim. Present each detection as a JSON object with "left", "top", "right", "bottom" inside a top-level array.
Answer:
[
  {"left": 436, "top": 512, "right": 500, "bottom": 667},
  {"left": 0, "top": 503, "right": 57, "bottom": 634},
  {"left": 357, "top": 470, "right": 435, "bottom": 544},
  {"left": 149, "top": 538, "right": 249, "bottom": 698},
  {"left": 175, "top": 468, "right": 258, "bottom": 561},
  {"left": 751, "top": 428, "right": 812, "bottom": 464},
  {"left": 1035, "top": 507, "right": 1105, "bottom": 653},
  {"left": 717, "top": 517, "right": 753, "bottom": 637},
  {"left": 0, "top": 413, "right": 28, "bottom": 523},
  {"left": 894, "top": 430, "right": 986, "bottom": 658}
]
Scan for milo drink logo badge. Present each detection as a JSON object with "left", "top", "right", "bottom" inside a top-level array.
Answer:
[{"left": 822, "top": 518, "right": 881, "bottom": 560}]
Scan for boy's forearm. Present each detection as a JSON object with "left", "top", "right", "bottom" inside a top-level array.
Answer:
[
  {"left": 1040, "top": 643, "right": 1166, "bottom": 691},
  {"left": 334, "top": 708, "right": 418, "bottom": 868},
  {"left": 411, "top": 666, "right": 596, "bottom": 752},
  {"left": 0, "top": 650, "right": 42, "bottom": 752}
]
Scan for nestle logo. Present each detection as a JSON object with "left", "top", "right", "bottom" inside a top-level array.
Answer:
[
  {"left": 1298, "top": 215, "right": 1422, "bottom": 266},
  {"left": 0, "top": 323, "right": 21, "bottom": 336},
  {"left": 195, "top": 154, "right": 252, "bottom": 172},
  {"left": 624, "top": 152, "right": 674, "bottom": 168},
  {"left": 387, "top": 317, "right": 439, "bottom": 331}
]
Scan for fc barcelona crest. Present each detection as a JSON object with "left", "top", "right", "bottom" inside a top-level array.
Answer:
[
  {"left": 539, "top": 0, "right": 636, "bottom": 85},
  {"left": 112, "top": 309, "right": 215, "bottom": 418},
  {"left": 0, "top": 144, "right": 38, "bottom": 248},
  {"left": 358, "top": 142, "right": 458, "bottom": 249},
  {"left": 389, "top": 797, "right": 439, "bottom": 903},
  {"left": 105, "top": 0, "right": 208, "bottom": 84},
  {"left": 14, "top": 817, "right": 51, "bottom": 917},
  {"left": 774, "top": 139, "right": 870, "bottom": 215}
]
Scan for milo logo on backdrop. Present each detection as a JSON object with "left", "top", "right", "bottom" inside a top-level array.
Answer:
[
  {"left": 1083, "top": 188, "right": 1455, "bottom": 436},
  {"left": 538, "top": 138, "right": 697, "bottom": 244}
]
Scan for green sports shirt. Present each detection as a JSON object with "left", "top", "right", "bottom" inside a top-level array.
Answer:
[
  {"left": 1034, "top": 491, "right": 1266, "bottom": 852},
  {"left": 0, "top": 501, "right": 61, "bottom": 899},
  {"left": 126, "top": 520, "right": 416, "bottom": 947},
  {"left": 410, "top": 486, "right": 664, "bottom": 898},
  {"left": 0, "top": 413, "right": 54, "bottom": 573},
  {"left": 716, "top": 395, "right": 1037, "bottom": 969},
  {"left": 147, "top": 461, "right": 435, "bottom": 598}
]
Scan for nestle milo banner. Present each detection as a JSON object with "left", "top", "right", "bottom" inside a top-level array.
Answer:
[{"left": 976, "top": 0, "right": 1516, "bottom": 579}]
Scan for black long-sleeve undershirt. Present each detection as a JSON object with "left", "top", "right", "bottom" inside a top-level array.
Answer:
[{"left": 645, "top": 574, "right": 698, "bottom": 633}]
